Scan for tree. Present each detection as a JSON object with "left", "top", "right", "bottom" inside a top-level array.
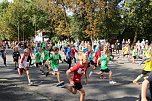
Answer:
[{"left": 122, "top": 0, "right": 152, "bottom": 43}]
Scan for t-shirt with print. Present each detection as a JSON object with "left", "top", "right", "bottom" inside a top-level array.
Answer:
[
  {"left": 48, "top": 53, "right": 61, "bottom": 69},
  {"left": 143, "top": 60, "right": 152, "bottom": 71},
  {"left": 70, "top": 63, "right": 88, "bottom": 83},
  {"left": 99, "top": 55, "right": 111, "bottom": 70},
  {"left": 35, "top": 52, "right": 42, "bottom": 63}
]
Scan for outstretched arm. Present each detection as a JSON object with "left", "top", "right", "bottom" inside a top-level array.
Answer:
[{"left": 139, "top": 58, "right": 150, "bottom": 65}]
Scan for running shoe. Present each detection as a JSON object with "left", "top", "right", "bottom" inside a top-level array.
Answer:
[
  {"left": 41, "top": 72, "right": 45, "bottom": 75},
  {"left": 56, "top": 81, "right": 64, "bottom": 87},
  {"left": 100, "top": 75, "right": 107, "bottom": 79},
  {"left": 109, "top": 81, "right": 117, "bottom": 84},
  {"left": 28, "top": 82, "right": 33, "bottom": 86},
  {"left": 57, "top": 84, "right": 65, "bottom": 88}
]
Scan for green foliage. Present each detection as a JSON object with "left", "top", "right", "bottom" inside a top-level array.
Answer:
[{"left": 0, "top": 0, "right": 152, "bottom": 41}]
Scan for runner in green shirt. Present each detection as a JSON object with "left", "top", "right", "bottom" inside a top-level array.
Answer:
[
  {"left": 41, "top": 42, "right": 47, "bottom": 50},
  {"left": 46, "top": 47, "right": 64, "bottom": 84},
  {"left": 96, "top": 50, "right": 116, "bottom": 84},
  {"left": 35, "top": 48, "right": 44, "bottom": 75},
  {"left": 43, "top": 46, "right": 50, "bottom": 64}
]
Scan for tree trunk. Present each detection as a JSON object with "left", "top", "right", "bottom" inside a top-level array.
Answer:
[{"left": 133, "top": 31, "right": 138, "bottom": 44}]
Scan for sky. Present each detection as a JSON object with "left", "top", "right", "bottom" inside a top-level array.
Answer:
[{"left": 0, "top": 0, "right": 13, "bottom": 3}]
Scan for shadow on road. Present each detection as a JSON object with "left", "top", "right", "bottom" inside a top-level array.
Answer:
[{"left": 102, "top": 97, "right": 138, "bottom": 101}]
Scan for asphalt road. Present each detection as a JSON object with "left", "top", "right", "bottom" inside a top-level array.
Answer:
[{"left": 0, "top": 50, "right": 145, "bottom": 101}]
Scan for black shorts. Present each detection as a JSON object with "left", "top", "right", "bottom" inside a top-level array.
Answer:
[
  {"left": 88, "top": 60, "right": 95, "bottom": 67},
  {"left": 43, "top": 60, "right": 47, "bottom": 64},
  {"left": 100, "top": 68, "right": 110, "bottom": 73},
  {"left": 36, "top": 62, "right": 42, "bottom": 67},
  {"left": 27, "top": 56, "right": 31, "bottom": 62},
  {"left": 13, "top": 58, "right": 19, "bottom": 62},
  {"left": 73, "top": 82, "right": 82, "bottom": 90},
  {"left": 142, "top": 70, "right": 150, "bottom": 75},
  {"left": 133, "top": 56, "right": 136, "bottom": 59}
]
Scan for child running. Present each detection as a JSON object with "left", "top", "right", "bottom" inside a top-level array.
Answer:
[
  {"left": 71, "top": 45, "right": 78, "bottom": 64},
  {"left": 42, "top": 46, "right": 50, "bottom": 67},
  {"left": 133, "top": 50, "right": 152, "bottom": 85},
  {"left": 13, "top": 47, "right": 21, "bottom": 70},
  {"left": 18, "top": 49, "right": 33, "bottom": 85},
  {"left": 0, "top": 47, "right": 7, "bottom": 66},
  {"left": 131, "top": 46, "right": 137, "bottom": 64},
  {"left": 35, "top": 47, "right": 44, "bottom": 75},
  {"left": 63, "top": 53, "right": 88, "bottom": 101},
  {"left": 88, "top": 49, "right": 96, "bottom": 77},
  {"left": 64, "top": 44, "right": 73, "bottom": 69},
  {"left": 45, "top": 47, "right": 64, "bottom": 85},
  {"left": 95, "top": 50, "right": 116, "bottom": 84}
]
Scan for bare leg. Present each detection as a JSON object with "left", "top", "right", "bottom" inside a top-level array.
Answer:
[
  {"left": 26, "top": 70, "right": 31, "bottom": 83},
  {"left": 65, "top": 85, "right": 77, "bottom": 94},
  {"left": 109, "top": 71, "right": 112, "bottom": 81},
  {"left": 56, "top": 72, "right": 61, "bottom": 83},
  {"left": 78, "top": 88, "right": 85, "bottom": 101}
]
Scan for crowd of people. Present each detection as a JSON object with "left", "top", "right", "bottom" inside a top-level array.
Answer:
[{"left": 0, "top": 38, "right": 152, "bottom": 101}]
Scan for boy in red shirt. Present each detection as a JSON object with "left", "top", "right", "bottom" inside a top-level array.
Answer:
[{"left": 64, "top": 53, "right": 88, "bottom": 101}]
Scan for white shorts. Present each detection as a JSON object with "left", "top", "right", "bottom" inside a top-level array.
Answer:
[
  {"left": 53, "top": 68, "right": 58, "bottom": 72},
  {"left": 19, "top": 63, "right": 28, "bottom": 68}
]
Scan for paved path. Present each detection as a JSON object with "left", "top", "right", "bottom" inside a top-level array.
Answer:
[{"left": 0, "top": 50, "right": 145, "bottom": 101}]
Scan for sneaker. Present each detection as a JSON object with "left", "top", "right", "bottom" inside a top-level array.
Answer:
[
  {"left": 100, "top": 75, "right": 107, "bottom": 79},
  {"left": 89, "top": 71, "right": 93, "bottom": 77},
  {"left": 56, "top": 81, "right": 64, "bottom": 87},
  {"left": 41, "top": 72, "right": 45, "bottom": 75},
  {"left": 109, "top": 81, "right": 117, "bottom": 84},
  {"left": 28, "top": 82, "right": 33, "bottom": 86},
  {"left": 57, "top": 84, "right": 65, "bottom": 88},
  {"left": 45, "top": 72, "right": 49, "bottom": 77}
]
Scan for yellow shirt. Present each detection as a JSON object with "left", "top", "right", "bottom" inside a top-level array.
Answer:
[
  {"left": 143, "top": 60, "right": 152, "bottom": 71},
  {"left": 145, "top": 51, "right": 152, "bottom": 58},
  {"left": 124, "top": 47, "right": 129, "bottom": 54}
]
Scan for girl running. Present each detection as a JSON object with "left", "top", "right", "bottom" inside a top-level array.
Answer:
[
  {"left": 131, "top": 46, "right": 137, "bottom": 64},
  {"left": 133, "top": 50, "right": 152, "bottom": 85},
  {"left": 18, "top": 49, "right": 33, "bottom": 85},
  {"left": 88, "top": 49, "right": 96, "bottom": 77},
  {"left": 27, "top": 45, "right": 33, "bottom": 67},
  {"left": 95, "top": 50, "right": 116, "bottom": 84}
]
